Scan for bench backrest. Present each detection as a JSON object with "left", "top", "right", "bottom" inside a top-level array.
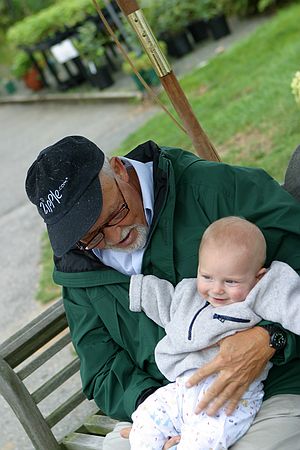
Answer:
[{"left": 0, "top": 298, "right": 84, "bottom": 450}]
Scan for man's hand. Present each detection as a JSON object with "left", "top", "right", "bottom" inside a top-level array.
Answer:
[
  {"left": 186, "top": 327, "right": 275, "bottom": 416},
  {"left": 120, "top": 427, "right": 180, "bottom": 448}
]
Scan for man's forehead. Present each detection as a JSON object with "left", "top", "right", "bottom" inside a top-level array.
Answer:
[{"left": 100, "top": 172, "right": 116, "bottom": 199}]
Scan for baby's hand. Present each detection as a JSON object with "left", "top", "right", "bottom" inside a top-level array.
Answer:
[
  {"left": 120, "top": 426, "right": 180, "bottom": 448},
  {"left": 120, "top": 426, "right": 131, "bottom": 438},
  {"left": 163, "top": 435, "right": 181, "bottom": 449}
]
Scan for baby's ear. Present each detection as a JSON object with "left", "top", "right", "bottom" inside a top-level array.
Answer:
[{"left": 256, "top": 267, "right": 268, "bottom": 280}]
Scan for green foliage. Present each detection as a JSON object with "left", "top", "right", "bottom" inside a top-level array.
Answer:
[
  {"left": 122, "top": 51, "right": 153, "bottom": 74},
  {"left": 10, "top": 50, "right": 32, "bottom": 78},
  {"left": 256, "top": 0, "right": 280, "bottom": 12},
  {"left": 6, "top": 0, "right": 102, "bottom": 47},
  {"left": 122, "top": 41, "right": 166, "bottom": 74},
  {"left": 72, "top": 21, "right": 106, "bottom": 64},
  {"left": 141, "top": 0, "right": 197, "bottom": 36},
  {"left": 139, "top": 0, "right": 227, "bottom": 37},
  {"left": 222, "top": 0, "right": 294, "bottom": 16},
  {"left": 196, "top": 0, "right": 227, "bottom": 19},
  {"left": 0, "top": 27, "right": 14, "bottom": 71},
  {"left": 0, "top": 0, "right": 55, "bottom": 29}
]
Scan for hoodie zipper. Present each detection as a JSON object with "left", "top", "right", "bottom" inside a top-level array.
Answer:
[
  {"left": 213, "top": 313, "right": 251, "bottom": 324},
  {"left": 188, "top": 301, "right": 210, "bottom": 340}
]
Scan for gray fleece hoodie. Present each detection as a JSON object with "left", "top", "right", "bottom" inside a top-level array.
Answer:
[{"left": 129, "top": 261, "right": 300, "bottom": 382}]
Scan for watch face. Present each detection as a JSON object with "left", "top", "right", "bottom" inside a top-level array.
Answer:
[{"left": 271, "top": 332, "right": 287, "bottom": 350}]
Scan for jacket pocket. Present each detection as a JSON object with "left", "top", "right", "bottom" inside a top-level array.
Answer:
[{"left": 213, "top": 313, "right": 251, "bottom": 324}]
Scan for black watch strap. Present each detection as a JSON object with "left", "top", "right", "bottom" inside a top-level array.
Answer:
[{"left": 260, "top": 324, "right": 287, "bottom": 351}]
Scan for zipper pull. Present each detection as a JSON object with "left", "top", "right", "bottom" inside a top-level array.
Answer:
[{"left": 213, "top": 313, "right": 225, "bottom": 323}]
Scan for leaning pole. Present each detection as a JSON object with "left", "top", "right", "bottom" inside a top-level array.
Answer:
[{"left": 115, "top": 0, "right": 220, "bottom": 162}]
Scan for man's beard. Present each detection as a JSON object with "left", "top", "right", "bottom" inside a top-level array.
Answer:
[{"left": 104, "top": 224, "right": 149, "bottom": 252}]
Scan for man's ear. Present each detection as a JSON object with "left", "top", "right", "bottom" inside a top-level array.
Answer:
[
  {"left": 256, "top": 267, "right": 268, "bottom": 281},
  {"left": 110, "top": 157, "right": 129, "bottom": 182}
]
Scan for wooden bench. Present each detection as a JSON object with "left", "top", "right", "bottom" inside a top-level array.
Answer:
[
  {"left": 1, "top": 145, "right": 299, "bottom": 450},
  {"left": 0, "top": 298, "right": 119, "bottom": 450}
]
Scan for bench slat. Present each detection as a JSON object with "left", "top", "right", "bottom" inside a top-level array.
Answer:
[
  {"left": 32, "top": 357, "right": 80, "bottom": 404},
  {"left": 82, "top": 414, "right": 119, "bottom": 436},
  {"left": 62, "top": 432, "right": 104, "bottom": 450},
  {"left": 0, "top": 299, "right": 67, "bottom": 368},
  {"left": 17, "top": 332, "right": 72, "bottom": 380},
  {"left": 46, "top": 389, "right": 86, "bottom": 428},
  {"left": 0, "top": 357, "right": 60, "bottom": 450}
]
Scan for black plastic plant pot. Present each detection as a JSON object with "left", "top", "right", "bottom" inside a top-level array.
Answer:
[
  {"left": 187, "top": 19, "right": 209, "bottom": 43},
  {"left": 207, "top": 14, "right": 231, "bottom": 40},
  {"left": 88, "top": 65, "right": 114, "bottom": 89},
  {"left": 132, "top": 68, "right": 160, "bottom": 92},
  {"left": 163, "top": 31, "right": 193, "bottom": 58}
]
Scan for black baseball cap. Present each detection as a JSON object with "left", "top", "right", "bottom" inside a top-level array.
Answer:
[{"left": 25, "top": 135, "right": 105, "bottom": 257}]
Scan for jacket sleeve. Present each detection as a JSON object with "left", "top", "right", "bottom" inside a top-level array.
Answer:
[
  {"left": 229, "top": 168, "right": 300, "bottom": 364},
  {"left": 63, "top": 285, "right": 166, "bottom": 421},
  {"left": 129, "top": 274, "right": 177, "bottom": 328},
  {"left": 248, "top": 262, "right": 300, "bottom": 334}
]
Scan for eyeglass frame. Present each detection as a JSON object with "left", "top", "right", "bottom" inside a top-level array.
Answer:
[{"left": 76, "top": 179, "right": 129, "bottom": 251}]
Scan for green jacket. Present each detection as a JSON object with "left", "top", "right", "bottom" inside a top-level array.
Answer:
[{"left": 54, "top": 141, "right": 300, "bottom": 421}]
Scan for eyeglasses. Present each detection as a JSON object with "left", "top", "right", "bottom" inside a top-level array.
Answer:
[{"left": 77, "top": 180, "right": 129, "bottom": 251}]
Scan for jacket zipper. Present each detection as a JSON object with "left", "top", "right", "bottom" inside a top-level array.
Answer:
[
  {"left": 188, "top": 301, "right": 210, "bottom": 340},
  {"left": 213, "top": 313, "right": 251, "bottom": 323}
]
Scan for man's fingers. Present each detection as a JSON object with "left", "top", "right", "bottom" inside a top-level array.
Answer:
[
  {"left": 225, "top": 385, "right": 247, "bottom": 415},
  {"left": 195, "top": 372, "right": 246, "bottom": 414},
  {"left": 195, "top": 381, "right": 246, "bottom": 416},
  {"left": 195, "top": 382, "right": 225, "bottom": 414},
  {"left": 225, "top": 397, "right": 241, "bottom": 416},
  {"left": 186, "top": 358, "right": 221, "bottom": 387},
  {"left": 194, "top": 369, "right": 234, "bottom": 414}
]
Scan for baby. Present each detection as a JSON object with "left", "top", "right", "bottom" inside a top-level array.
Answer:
[{"left": 128, "top": 216, "right": 300, "bottom": 450}]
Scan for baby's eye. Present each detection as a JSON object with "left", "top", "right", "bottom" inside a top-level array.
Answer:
[
  {"left": 225, "top": 280, "right": 238, "bottom": 286},
  {"left": 201, "top": 274, "right": 212, "bottom": 281}
]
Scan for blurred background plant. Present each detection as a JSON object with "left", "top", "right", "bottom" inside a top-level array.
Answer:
[
  {"left": 0, "top": 0, "right": 55, "bottom": 29},
  {"left": 73, "top": 21, "right": 107, "bottom": 66},
  {"left": 291, "top": 71, "right": 300, "bottom": 106},
  {"left": 0, "top": 0, "right": 296, "bottom": 91},
  {"left": 10, "top": 50, "right": 32, "bottom": 79}
]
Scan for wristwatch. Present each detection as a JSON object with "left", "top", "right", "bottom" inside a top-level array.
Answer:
[{"left": 261, "top": 324, "right": 287, "bottom": 351}]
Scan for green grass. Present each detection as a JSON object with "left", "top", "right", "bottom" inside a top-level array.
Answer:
[
  {"left": 117, "top": 2, "right": 300, "bottom": 182},
  {"left": 38, "top": 3, "right": 300, "bottom": 303},
  {"left": 37, "top": 232, "right": 61, "bottom": 304}
]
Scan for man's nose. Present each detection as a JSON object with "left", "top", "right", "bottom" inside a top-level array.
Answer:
[{"left": 101, "top": 225, "right": 123, "bottom": 246}]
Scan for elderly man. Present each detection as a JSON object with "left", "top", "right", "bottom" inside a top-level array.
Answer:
[{"left": 26, "top": 135, "right": 300, "bottom": 450}]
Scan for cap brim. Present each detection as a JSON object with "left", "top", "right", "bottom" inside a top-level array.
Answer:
[{"left": 47, "top": 175, "right": 102, "bottom": 257}]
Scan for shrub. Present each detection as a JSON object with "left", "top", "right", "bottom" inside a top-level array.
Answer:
[
  {"left": 6, "top": 0, "right": 103, "bottom": 47},
  {"left": 11, "top": 51, "right": 32, "bottom": 78}
]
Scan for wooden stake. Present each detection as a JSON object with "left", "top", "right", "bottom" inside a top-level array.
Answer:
[{"left": 116, "top": 0, "right": 220, "bottom": 161}]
